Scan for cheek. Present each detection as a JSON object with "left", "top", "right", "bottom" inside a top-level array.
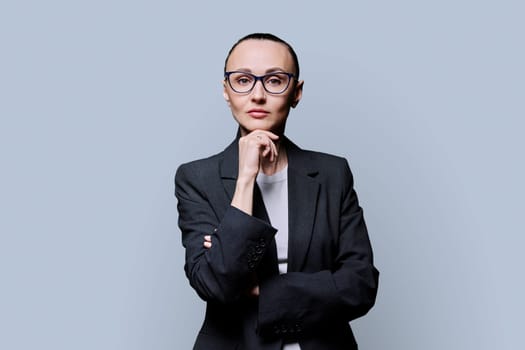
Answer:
[
  {"left": 227, "top": 96, "right": 247, "bottom": 117},
  {"left": 275, "top": 99, "right": 292, "bottom": 112},
  {"left": 229, "top": 98, "right": 243, "bottom": 112}
]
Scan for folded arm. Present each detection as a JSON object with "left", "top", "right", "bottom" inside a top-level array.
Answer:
[
  {"left": 257, "top": 161, "right": 379, "bottom": 338},
  {"left": 175, "top": 164, "right": 276, "bottom": 304}
]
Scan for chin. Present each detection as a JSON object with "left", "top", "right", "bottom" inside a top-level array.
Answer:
[{"left": 234, "top": 116, "right": 286, "bottom": 135}]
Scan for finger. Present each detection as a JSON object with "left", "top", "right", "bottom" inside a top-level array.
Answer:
[
  {"left": 203, "top": 241, "right": 212, "bottom": 248},
  {"left": 272, "top": 140, "right": 278, "bottom": 158},
  {"left": 249, "top": 129, "right": 280, "bottom": 141},
  {"left": 253, "top": 130, "right": 280, "bottom": 140},
  {"left": 249, "top": 132, "right": 279, "bottom": 163},
  {"left": 252, "top": 135, "right": 270, "bottom": 155},
  {"left": 250, "top": 131, "right": 276, "bottom": 147},
  {"left": 267, "top": 140, "right": 277, "bottom": 162},
  {"left": 256, "top": 135, "right": 270, "bottom": 152},
  {"left": 204, "top": 235, "right": 211, "bottom": 242},
  {"left": 259, "top": 138, "right": 273, "bottom": 157}
]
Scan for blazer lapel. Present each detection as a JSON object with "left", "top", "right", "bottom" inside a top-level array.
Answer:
[
  {"left": 286, "top": 138, "right": 320, "bottom": 272},
  {"left": 219, "top": 138, "right": 239, "bottom": 204}
]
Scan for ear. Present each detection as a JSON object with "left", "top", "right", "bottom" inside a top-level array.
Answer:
[
  {"left": 222, "top": 80, "right": 231, "bottom": 106},
  {"left": 291, "top": 80, "right": 304, "bottom": 108}
]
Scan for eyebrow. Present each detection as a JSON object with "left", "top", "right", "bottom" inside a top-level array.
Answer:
[{"left": 233, "top": 67, "right": 288, "bottom": 74}]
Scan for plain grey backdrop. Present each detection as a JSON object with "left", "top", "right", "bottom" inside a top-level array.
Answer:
[{"left": 1, "top": 1, "right": 523, "bottom": 349}]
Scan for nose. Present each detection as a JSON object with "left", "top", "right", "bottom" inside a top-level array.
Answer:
[{"left": 250, "top": 79, "right": 266, "bottom": 102}]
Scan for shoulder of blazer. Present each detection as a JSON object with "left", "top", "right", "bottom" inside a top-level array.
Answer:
[
  {"left": 287, "top": 140, "right": 352, "bottom": 179},
  {"left": 175, "top": 139, "right": 236, "bottom": 178}
]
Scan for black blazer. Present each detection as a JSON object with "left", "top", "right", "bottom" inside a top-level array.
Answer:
[{"left": 175, "top": 136, "right": 379, "bottom": 350}]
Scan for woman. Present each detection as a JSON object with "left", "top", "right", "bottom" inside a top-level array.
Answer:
[{"left": 175, "top": 33, "right": 379, "bottom": 350}]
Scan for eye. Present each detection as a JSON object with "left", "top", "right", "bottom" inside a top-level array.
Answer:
[
  {"left": 266, "top": 75, "right": 283, "bottom": 86},
  {"left": 264, "top": 74, "right": 286, "bottom": 86},
  {"left": 234, "top": 74, "right": 254, "bottom": 86}
]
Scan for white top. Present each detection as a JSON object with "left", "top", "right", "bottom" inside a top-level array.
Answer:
[
  {"left": 256, "top": 166, "right": 289, "bottom": 274},
  {"left": 257, "top": 166, "right": 300, "bottom": 350}
]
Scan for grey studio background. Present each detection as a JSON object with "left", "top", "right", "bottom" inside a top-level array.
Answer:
[{"left": 1, "top": 1, "right": 523, "bottom": 349}]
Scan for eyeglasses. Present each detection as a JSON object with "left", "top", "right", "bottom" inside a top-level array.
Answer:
[{"left": 224, "top": 71, "right": 296, "bottom": 94}]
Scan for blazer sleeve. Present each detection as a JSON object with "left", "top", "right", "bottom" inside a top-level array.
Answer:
[
  {"left": 257, "top": 159, "right": 379, "bottom": 338},
  {"left": 175, "top": 163, "right": 277, "bottom": 304}
]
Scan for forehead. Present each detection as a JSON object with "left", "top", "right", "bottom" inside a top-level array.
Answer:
[{"left": 226, "top": 39, "right": 294, "bottom": 73}]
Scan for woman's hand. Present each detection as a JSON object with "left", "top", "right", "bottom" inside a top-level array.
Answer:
[
  {"left": 203, "top": 235, "right": 212, "bottom": 248},
  {"left": 231, "top": 130, "right": 279, "bottom": 215},
  {"left": 237, "top": 130, "right": 279, "bottom": 181}
]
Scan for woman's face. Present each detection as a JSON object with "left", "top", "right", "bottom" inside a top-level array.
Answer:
[{"left": 223, "top": 39, "right": 303, "bottom": 136}]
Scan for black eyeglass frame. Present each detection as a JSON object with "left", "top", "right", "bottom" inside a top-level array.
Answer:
[{"left": 224, "top": 71, "right": 296, "bottom": 95}]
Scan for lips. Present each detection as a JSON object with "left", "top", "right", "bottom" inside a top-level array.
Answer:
[{"left": 247, "top": 109, "right": 269, "bottom": 118}]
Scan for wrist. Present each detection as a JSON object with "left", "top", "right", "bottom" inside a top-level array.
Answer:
[
  {"left": 231, "top": 176, "right": 255, "bottom": 215},
  {"left": 237, "top": 166, "right": 259, "bottom": 181},
  {"left": 236, "top": 174, "right": 257, "bottom": 187}
]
